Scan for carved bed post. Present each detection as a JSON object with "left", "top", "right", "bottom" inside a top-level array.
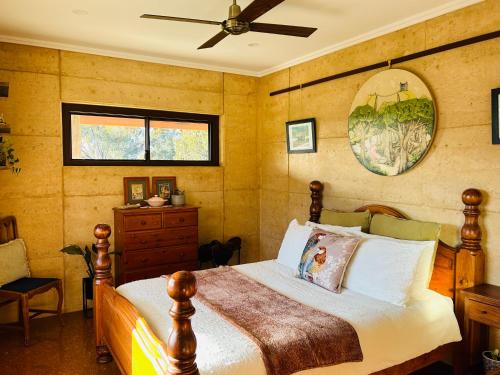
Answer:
[
  {"left": 456, "top": 189, "right": 484, "bottom": 293},
  {"left": 455, "top": 189, "right": 485, "bottom": 368},
  {"left": 309, "top": 180, "right": 324, "bottom": 223},
  {"left": 166, "top": 271, "right": 199, "bottom": 375},
  {"left": 94, "top": 224, "right": 113, "bottom": 364}
]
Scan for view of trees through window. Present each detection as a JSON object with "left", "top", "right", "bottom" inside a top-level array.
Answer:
[
  {"left": 70, "top": 115, "right": 210, "bottom": 162},
  {"left": 150, "top": 120, "right": 209, "bottom": 161},
  {"left": 72, "top": 115, "right": 145, "bottom": 160}
]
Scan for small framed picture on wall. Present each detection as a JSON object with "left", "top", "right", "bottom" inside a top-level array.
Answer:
[
  {"left": 286, "top": 118, "right": 317, "bottom": 154},
  {"left": 152, "top": 176, "right": 176, "bottom": 204},
  {"left": 492, "top": 88, "right": 500, "bottom": 144},
  {"left": 123, "top": 177, "right": 150, "bottom": 205}
]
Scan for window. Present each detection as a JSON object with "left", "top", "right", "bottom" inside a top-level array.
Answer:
[{"left": 62, "top": 103, "right": 219, "bottom": 166}]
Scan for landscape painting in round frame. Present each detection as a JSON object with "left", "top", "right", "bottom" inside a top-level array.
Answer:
[{"left": 348, "top": 69, "right": 436, "bottom": 176}]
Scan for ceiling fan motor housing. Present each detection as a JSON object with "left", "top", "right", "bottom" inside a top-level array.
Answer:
[
  {"left": 223, "top": 2, "right": 249, "bottom": 35},
  {"left": 222, "top": 19, "right": 250, "bottom": 35}
]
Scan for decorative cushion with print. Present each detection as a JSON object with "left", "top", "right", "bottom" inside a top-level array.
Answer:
[{"left": 297, "top": 229, "right": 362, "bottom": 293}]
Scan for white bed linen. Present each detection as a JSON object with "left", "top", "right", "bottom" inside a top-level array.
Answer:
[{"left": 117, "top": 260, "right": 461, "bottom": 375}]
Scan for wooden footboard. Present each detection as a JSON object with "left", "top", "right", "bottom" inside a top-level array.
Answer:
[{"left": 93, "top": 224, "right": 198, "bottom": 375}]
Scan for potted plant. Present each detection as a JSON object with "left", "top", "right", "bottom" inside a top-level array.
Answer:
[
  {"left": 60, "top": 244, "right": 117, "bottom": 313},
  {"left": 483, "top": 348, "right": 500, "bottom": 373},
  {"left": 0, "top": 137, "right": 21, "bottom": 174}
]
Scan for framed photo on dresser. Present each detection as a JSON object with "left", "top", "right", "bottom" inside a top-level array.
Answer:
[
  {"left": 123, "top": 177, "right": 150, "bottom": 205},
  {"left": 492, "top": 88, "right": 500, "bottom": 144},
  {"left": 152, "top": 176, "right": 176, "bottom": 204}
]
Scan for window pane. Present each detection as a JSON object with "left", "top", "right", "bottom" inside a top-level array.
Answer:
[
  {"left": 71, "top": 115, "right": 145, "bottom": 160},
  {"left": 150, "top": 120, "right": 209, "bottom": 161}
]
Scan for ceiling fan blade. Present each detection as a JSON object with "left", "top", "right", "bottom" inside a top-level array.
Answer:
[
  {"left": 237, "top": 0, "right": 286, "bottom": 23},
  {"left": 249, "top": 22, "right": 317, "bottom": 37},
  {"left": 198, "top": 31, "right": 229, "bottom": 49},
  {"left": 141, "top": 14, "right": 221, "bottom": 26}
]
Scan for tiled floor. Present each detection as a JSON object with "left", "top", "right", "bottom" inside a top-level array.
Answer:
[
  {"left": 0, "top": 312, "right": 119, "bottom": 375},
  {"left": 0, "top": 312, "right": 470, "bottom": 375}
]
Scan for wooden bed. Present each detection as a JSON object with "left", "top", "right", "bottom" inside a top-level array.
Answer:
[{"left": 93, "top": 181, "right": 484, "bottom": 375}]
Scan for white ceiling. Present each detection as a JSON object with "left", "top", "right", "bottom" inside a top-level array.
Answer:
[{"left": 0, "top": 0, "right": 482, "bottom": 76}]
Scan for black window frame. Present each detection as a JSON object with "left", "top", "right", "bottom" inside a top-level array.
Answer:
[{"left": 62, "top": 103, "right": 219, "bottom": 166}]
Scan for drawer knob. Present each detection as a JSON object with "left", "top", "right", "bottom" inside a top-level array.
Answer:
[
  {"left": 179, "top": 218, "right": 185, "bottom": 223},
  {"left": 140, "top": 240, "right": 147, "bottom": 244},
  {"left": 141, "top": 220, "right": 147, "bottom": 225},
  {"left": 180, "top": 252, "right": 185, "bottom": 257},
  {"left": 481, "top": 310, "right": 488, "bottom": 314},
  {"left": 141, "top": 258, "right": 148, "bottom": 263}
]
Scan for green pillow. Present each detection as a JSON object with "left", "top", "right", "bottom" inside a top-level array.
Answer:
[
  {"left": 320, "top": 209, "right": 371, "bottom": 232},
  {"left": 369, "top": 214, "right": 441, "bottom": 241}
]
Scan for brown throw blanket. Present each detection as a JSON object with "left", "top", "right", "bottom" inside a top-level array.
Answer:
[{"left": 193, "top": 267, "right": 363, "bottom": 375}]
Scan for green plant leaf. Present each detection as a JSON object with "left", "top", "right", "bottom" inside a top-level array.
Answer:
[{"left": 60, "top": 245, "right": 84, "bottom": 255}]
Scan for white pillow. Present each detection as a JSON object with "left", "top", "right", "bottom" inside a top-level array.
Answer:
[
  {"left": 0, "top": 239, "right": 31, "bottom": 287},
  {"left": 342, "top": 233, "right": 435, "bottom": 306},
  {"left": 276, "top": 219, "right": 312, "bottom": 270},
  {"left": 412, "top": 241, "right": 436, "bottom": 299},
  {"left": 305, "top": 221, "right": 362, "bottom": 234}
]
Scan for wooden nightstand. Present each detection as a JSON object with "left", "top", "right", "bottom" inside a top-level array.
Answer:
[{"left": 461, "top": 284, "right": 500, "bottom": 368}]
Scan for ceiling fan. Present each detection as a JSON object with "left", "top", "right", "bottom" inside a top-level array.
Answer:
[{"left": 141, "top": 0, "right": 317, "bottom": 49}]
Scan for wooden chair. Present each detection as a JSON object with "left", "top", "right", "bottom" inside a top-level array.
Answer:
[{"left": 0, "top": 216, "right": 63, "bottom": 345}]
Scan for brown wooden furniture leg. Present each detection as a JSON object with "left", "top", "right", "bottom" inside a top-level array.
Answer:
[
  {"left": 17, "top": 299, "right": 22, "bottom": 326},
  {"left": 94, "top": 224, "right": 113, "bottom": 364},
  {"left": 21, "top": 294, "right": 30, "bottom": 346},
  {"left": 55, "top": 279, "right": 64, "bottom": 326}
]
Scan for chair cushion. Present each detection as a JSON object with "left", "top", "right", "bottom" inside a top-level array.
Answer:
[
  {"left": 0, "top": 277, "right": 58, "bottom": 293},
  {"left": 0, "top": 239, "right": 30, "bottom": 287}
]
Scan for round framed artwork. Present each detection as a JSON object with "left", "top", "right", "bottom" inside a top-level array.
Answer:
[{"left": 348, "top": 69, "right": 436, "bottom": 176}]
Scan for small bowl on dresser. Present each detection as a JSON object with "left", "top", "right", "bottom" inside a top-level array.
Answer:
[{"left": 144, "top": 195, "right": 166, "bottom": 207}]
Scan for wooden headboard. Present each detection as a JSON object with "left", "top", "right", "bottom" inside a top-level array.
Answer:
[
  {"left": 308, "top": 181, "right": 484, "bottom": 304},
  {"left": 0, "top": 216, "right": 17, "bottom": 244}
]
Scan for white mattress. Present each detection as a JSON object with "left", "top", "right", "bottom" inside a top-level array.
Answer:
[{"left": 117, "top": 260, "right": 461, "bottom": 375}]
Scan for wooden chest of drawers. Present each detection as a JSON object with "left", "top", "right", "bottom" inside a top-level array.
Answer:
[{"left": 113, "top": 206, "right": 199, "bottom": 286}]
